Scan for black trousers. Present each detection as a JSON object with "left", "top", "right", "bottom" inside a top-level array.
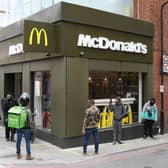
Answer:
[
  {"left": 4, "top": 121, "right": 15, "bottom": 140},
  {"left": 143, "top": 119, "right": 154, "bottom": 137}
]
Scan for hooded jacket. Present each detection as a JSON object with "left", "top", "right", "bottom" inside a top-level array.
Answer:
[
  {"left": 141, "top": 101, "right": 158, "bottom": 121},
  {"left": 110, "top": 103, "right": 126, "bottom": 121}
]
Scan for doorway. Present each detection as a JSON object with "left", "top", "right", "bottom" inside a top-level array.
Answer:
[
  {"left": 31, "top": 71, "right": 51, "bottom": 131},
  {"left": 4, "top": 73, "right": 22, "bottom": 100}
]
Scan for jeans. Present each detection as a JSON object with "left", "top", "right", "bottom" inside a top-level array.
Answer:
[
  {"left": 16, "top": 129, "right": 31, "bottom": 154},
  {"left": 83, "top": 127, "right": 99, "bottom": 153}
]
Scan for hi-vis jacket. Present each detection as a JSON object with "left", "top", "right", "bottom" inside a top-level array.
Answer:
[{"left": 141, "top": 101, "right": 158, "bottom": 121}]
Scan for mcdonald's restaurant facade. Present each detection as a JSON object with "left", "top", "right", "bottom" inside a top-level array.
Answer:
[{"left": 0, "top": 2, "right": 154, "bottom": 148}]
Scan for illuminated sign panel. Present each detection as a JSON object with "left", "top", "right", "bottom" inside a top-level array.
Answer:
[
  {"left": 77, "top": 34, "right": 148, "bottom": 54},
  {"left": 29, "top": 27, "right": 48, "bottom": 47},
  {"left": 24, "top": 20, "right": 56, "bottom": 53}
]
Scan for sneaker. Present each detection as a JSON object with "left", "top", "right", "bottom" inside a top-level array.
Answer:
[
  {"left": 94, "top": 151, "right": 99, "bottom": 154},
  {"left": 11, "top": 139, "right": 16, "bottom": 142},
  {"left": 118, "top": 141, "right": 123, "bottom": 144},
  {"left": 83, "top": 151, "right": 87, "bottom": 155},
  {"left": 143, "top": 135, "right": 148, "bottom": 139},
  {"left": 113, "top": 141, "right": 116, "bottom": 145}
]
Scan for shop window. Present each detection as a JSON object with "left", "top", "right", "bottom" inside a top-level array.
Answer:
[
  {"left": 33, "top": 71, "right": 51, "bottom": 131},
  {"left": 89, "top": 71, "right": 139, "bottom": 128}
]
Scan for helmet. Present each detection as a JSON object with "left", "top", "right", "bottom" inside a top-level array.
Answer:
[
  {"left": 19, "top": 92, "right": 30, "bottom": 107},
  {"left": 20, "top": 92, "right": 30, "bottom": 99}
]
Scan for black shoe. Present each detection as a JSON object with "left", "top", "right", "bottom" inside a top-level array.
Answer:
[
  {"left": 11, "top": 139, "right": 16, "bottom": 142},
  {"left": 150, "top": 136, "right": 155, "bottom": 139},
  {"left": 118, "top": 141, "right": 123, "bottom": 144},
  {"left": 6, "top": 138, "right": 9, "bottom": 142}
]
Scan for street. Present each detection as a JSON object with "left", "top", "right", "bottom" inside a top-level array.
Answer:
[
  {"left": 1, "top": 125, "right": 168, "bottom": 168},
  {"left": 70, "top": 143, "right": 168, "bottom": 168},
  {"left": 1, "top": 141, "right": 168, "bottom": 168}
]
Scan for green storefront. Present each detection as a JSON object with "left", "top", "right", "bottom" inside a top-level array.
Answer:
[{"left": 0, "top": 2, "right": 154, "bottom": 148}]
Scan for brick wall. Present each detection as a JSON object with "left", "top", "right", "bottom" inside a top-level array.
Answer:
[{"left": 134, "top": 0, "right": 168, "bottom": 130}]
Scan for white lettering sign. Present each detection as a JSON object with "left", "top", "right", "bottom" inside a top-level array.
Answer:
[
  {"left": 77, "top": 34, "right": 148, "bottom": 54},
  {"left": 9, "top": 43, "right": 24, "bottom": 56}
]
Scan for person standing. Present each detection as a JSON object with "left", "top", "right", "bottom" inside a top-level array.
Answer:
[
  {"left": 1, "top": 93, "right": 18, "bottom": 142},
  {"left": 109, "top": 97, "right": 127, "bottom": 145},
  {"left": 16, "top": 92, "right": 34, "bottom": 160},
  {"left": 82, "top": 99, "right": 100, "bottom": 155},
  {"left": 142, "top": 98, "right": 158, "bottom": 139}
]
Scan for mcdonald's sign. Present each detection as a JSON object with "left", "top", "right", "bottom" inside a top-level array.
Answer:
[
  {"left": 29, "top": 27, "right": 48, "bottom": 47},
  {"left": 24, "top": 20, "right": 56, "bottom": 53}
]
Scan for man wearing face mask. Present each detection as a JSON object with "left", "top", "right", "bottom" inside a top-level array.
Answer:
[{"left": 142, "top": 98, "right": 158, "bottom": 139}]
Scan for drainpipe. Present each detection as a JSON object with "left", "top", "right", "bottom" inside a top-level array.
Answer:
[{"left": 160, "top": 0, "right": 168, "bottom": 135}]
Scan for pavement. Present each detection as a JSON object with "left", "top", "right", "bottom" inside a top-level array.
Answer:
[{"left": 0, "top": 125, "right": 168, "bottom": 167}]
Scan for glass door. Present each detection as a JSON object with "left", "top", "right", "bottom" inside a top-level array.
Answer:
[{"left": 32, "top": 71, "right": 51, "bottom": 131}]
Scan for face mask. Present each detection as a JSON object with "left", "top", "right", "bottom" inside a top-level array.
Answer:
[
  {"left": 116, "top": 100, "right": 121, "bottom": 105},
  {"left": 8, "top": 98, "right": 12, "bottom": 101},
  {"left": 150, "top": 102, "right": 154, "bottom": 106}
]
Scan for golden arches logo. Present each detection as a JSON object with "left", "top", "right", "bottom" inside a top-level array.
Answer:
[{"left": 29, "top": 27, "right": 48, "bottom": 47}]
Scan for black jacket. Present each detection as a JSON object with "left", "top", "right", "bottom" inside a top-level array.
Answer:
[
  {"left": 1, "top": 98, "right": 18, "bottom": 121},
  {"left": 110, "top": 103, "right": 127, "bottom": 121}
]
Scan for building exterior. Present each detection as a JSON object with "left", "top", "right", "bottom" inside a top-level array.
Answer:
[
  {"left": 134, "top": 0, "right": 168, "bottom": 132},
  {"left": 0, "top": 2, "right": 155, "bottom": 148}
]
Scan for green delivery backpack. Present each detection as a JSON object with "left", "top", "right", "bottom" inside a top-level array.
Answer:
[{"left": 8, "top": 106, "right": 28, "bottom": 129}]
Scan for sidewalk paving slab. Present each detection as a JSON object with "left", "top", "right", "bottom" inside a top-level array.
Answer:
[{"left": 0, "top": 125, "right": 168, "bottom": 166}]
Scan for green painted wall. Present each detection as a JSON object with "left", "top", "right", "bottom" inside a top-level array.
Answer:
[
  {"left": 22, "top": 63, "right": 30, "bottom": 93},
  {"left": 50, "top": 57, "right": 88, "bottom": 137},
  {"left": 50, "top": 58, "right": 66, "bottom": 137},
  {"left": 66, "top": 57, "right": 88, "bottom": 137}
]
